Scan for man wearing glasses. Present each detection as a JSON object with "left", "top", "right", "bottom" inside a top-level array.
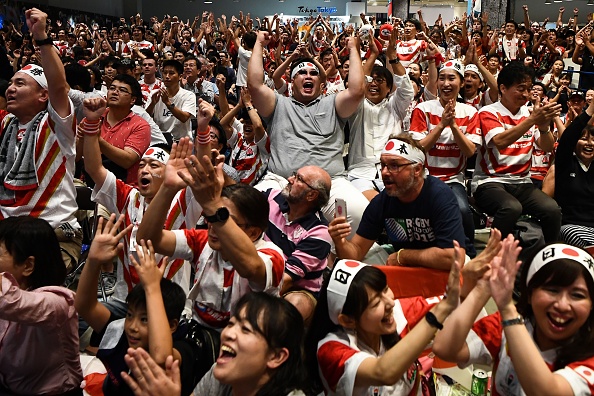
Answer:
[
  {"left": 329, "top": 135, "right": 465, "bottom": 269},
  {"left": 263, "top": 166, "right": 332, "bottom": 323},
  {"left": 93, "top": 74, "right": 151, "bottom": 187}
]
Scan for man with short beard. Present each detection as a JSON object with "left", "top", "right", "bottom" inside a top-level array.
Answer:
[
  {"left": 263, "top": 165, "right": 332, "bottom": 323},
  {"left": 328, "top": 135, "right": 465, "bottom": 269}
]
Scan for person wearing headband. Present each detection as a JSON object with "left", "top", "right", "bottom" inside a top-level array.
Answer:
[
  {"left": 329, "top": 134, "right": 466, "bottom": 269},
  {"left": 434, "top": 238, "right": 594, "bottom": 396},
  {"left": 0, "top": 8, "right": 83, "bottom": 272},
  {"left": 473, "top": 61, "right": 562, "bottom": 243},
  {"left": 306, "top": 251, "right": 463, "bottom": 395},
  {"left": 79, "top": 98, "right": 213, "bottom": 324},
  {"left": 461, "top": 45, "right": 499, "bottom": 110},
  {"left": 248, "top": 30, "right": 369, "bottom": 241},
  {"left": 410, "top": 59, "right": 481, "bottom": 258}
]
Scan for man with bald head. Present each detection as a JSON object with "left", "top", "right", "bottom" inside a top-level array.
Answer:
[
  {"left": 0, "top": 8, "right": 81, "bottom": 271},
  {"left": 329, "top": 134, "right": 466, "bottom": 270},
  {"left": 263, "top": 165, "right": 332, "bottom": 323}
]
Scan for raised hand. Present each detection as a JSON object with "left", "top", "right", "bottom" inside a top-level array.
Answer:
[
  {"left": 489, "top": 235, "right": 522, "bottom": 311},
  {"left": 82, "top": 97, "right": 107, "bottom": 122},
  {"left": 88, "top": 214, "right": 133, "bottom": 265},
  {"left": 179, "top": 151, "right": 225, "bottom": 212},
  {"left": 130, "top": 240, "right": 166, "bottom": 290},
  {"left": 163, "top": 137, "right": 194, "bottom": 191},
  {"left": 121, "top": 348, "right": 181, "bottom": 396},
  {"left": 25, "top": 8, "right": 48, "bottom": 39}
]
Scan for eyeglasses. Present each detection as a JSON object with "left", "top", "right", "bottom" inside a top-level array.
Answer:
[
  {"left": 366, "top": 76, "right": 386, "bottom": 85},
  {"left": 108, "top": 85, "right": 131, "bottom": 95},
  {"left": 379, "top": 161, "right": 416, "bottom": 174},
  {"left": 292, "top": 171, "right": 316, "bottom": 190}
]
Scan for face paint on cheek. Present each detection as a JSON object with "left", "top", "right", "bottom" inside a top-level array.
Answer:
[{"left": 150, "top": 173, "right": 162, "bottom": 178}]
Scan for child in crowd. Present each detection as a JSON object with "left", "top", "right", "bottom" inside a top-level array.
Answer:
[{"left": 75, "top": 214, "right": 196, "bottom": 396}]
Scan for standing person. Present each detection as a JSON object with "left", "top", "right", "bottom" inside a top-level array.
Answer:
[
  {"left": 395, "top": 19, "right": 428, "bottom": 68},
  {"left": 0, "top": 8, "right": 81, "bottom": 271},
  {"left": 410, "top": 59, "right": 481, "bottom": 257},
  {"left": 0, "top": 216, "right": 82, "bottom": 395},
  {"left": 248, "top": 30, "right": 369, "bottom": 238},
  {"left": 307, "top": 254, "right": 462, "bottom": 395},
  {"left": 347, "top": 29, "right": 415, "bottom": 201},
  {"left": 147, "top": 60, "right": 196, "bottom": 143},
  {"left": 139, "top": 54, "right": 163, "bottom": 107},
  {"left": 473, "top": 61, "right": 562, "bottom": 242},
  {"left": 434, "top": 238, "right": 594, "bottom": 396},
  {"left": 489, "top": 20, "right": 526, "bottom": 65}
]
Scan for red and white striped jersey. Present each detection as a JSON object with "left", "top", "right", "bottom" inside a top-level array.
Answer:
[
  {"left": 0, "top": 101, "right": 78, "bottom": 230},
  {"left": 474, "top": 101, "right": 543, "bottom": 186},
  {"left": 139, "top": 77, "right": 162, "bottom": 108},
  {"left": 92, "top": 172, "right": 202, "bottom": 300},
  {"left": 530, "top": 141, "right": 553, "bottom": 181},
  {"left": 409, "top": 100, "right": 481, "bottom": 184},
  {"left": 395, "top": 39, "right": 427, "bottom": 68},
  {"left": 122, "top": 40, "right": 155, "bottom": 55}
]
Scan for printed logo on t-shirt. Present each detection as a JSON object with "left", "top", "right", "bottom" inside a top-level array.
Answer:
[{"left": 385, "top": 218, "right": 436, "bottom": 243}]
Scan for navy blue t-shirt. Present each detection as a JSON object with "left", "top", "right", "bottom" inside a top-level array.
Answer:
[{"left": 357, "top": 176, "right": 466, "bottom": 250}]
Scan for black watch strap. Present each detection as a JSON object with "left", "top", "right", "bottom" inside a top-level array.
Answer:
[
  {"left": 204, "top": 207, "right": 229, "bottom": 224},
  {"left": 425, "top": 311, "right": 444, "bottom": 330},
  {"left": 34, "top": 37, "right": 54, "bottom": 47}
]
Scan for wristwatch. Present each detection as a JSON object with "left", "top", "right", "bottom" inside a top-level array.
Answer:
[
  {"left": 167, "top": 103, "right": 175, "bottom": 110},
  {"left": 389, "top": 58, "right": 400, "bottom": 65},
  {"left": 34, "top": 37, "right": 54, "bottom": 47},
  {"left": 204, "top": 207, "right": 230, "bottom": 224},
  {"left": 245, "top": 105, "right": 255, "bottom": 112}
]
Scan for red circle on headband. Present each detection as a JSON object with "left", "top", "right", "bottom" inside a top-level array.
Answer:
[
  {"left": 562, "top": 248, "right": 580, "bottom": 257},
  {"left": 344, "top": 260, "right": 361, "bottom": 268},
  {"left": 385, "top": 141, "right": 395, "bottom": 151},
  {"left": 145, "top": 148, "right": 155, "bottom": 155}
]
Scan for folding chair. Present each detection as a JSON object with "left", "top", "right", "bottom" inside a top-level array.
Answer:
[{"left": 64, "top": 185, "right": 109, "bottom": 300}]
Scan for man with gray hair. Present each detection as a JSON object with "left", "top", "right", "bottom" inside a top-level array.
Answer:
[
  {"left": 263, "top": 165, "right": 332, "bottom": 323},
  {"left": 0, "top": 8, "right": 80, "bottom": 271},
  {"left": 328, "top": 135, "right": 466, "bottom": 270}
]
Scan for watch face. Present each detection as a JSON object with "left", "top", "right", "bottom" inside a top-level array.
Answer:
[{"left": 217, "top": 207, "right": 230, "bottom": 221}]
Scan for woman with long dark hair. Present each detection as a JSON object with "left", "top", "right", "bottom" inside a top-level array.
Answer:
[
  {"left": 121, "top": 292, "right": 307, "bottom": 396},
  {"left": 434, "top": 237, "right": 594, "bottom": 395}
]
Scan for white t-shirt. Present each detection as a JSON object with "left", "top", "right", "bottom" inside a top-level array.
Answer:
[
  {"left": 152, "top": 87, "right": 197, "bottom": 140},
  {"left": 236, "top": 46, "right": 251, "bottom": 87}
]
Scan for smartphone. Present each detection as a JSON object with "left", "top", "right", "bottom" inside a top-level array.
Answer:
[{"left": 335, "top": 198, "right": 348, "bottom": 219}]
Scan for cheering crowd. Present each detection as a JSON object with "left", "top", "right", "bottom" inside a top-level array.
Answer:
[{"left": 0, "top": 3, "right": 594, "bottom": 395}]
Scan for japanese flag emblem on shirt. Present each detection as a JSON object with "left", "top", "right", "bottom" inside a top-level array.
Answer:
[{"left": 574, "top": 366, "right": 594, "bottom": 385}]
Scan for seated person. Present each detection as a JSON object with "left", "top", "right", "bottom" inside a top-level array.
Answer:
[
  {"left": 306, "top": 255, "right": 461, "bottom": 395},
  {"left": 410, "top": 59, "right": 480, "bottom": 257},
  {"left": 0, "top": 216, "right": 82, "bottom": 395},
  {"left": 75, "top": 214, "right": 195, "bottom": 396},
  {"left": 122, "top": 292, "right": 308, "bottom": 396},
  {"left": 136, "top": 145, "right": 285, "bottom": 330},
  {"left": 329, "top": 135, "right": 466, "bottom": 269},
  {"left": 263, "top": 165, "right": 332, "bottom": 323},
  {"left": 543, "top": 96, "right": 594, "bottom": 249},
  {"left": 434, "top": 238, "right": 594, "bottom": 396},
  {"left": 80, "top": 98, "right": 211, "bottom": 313},
  {"left": 473, "top": 61, "right": 562, "bottom": 242}
]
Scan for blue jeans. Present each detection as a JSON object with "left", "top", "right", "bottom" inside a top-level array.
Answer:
[{"left": 449, "top": 182, "right": 476, "bottom": 258}]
